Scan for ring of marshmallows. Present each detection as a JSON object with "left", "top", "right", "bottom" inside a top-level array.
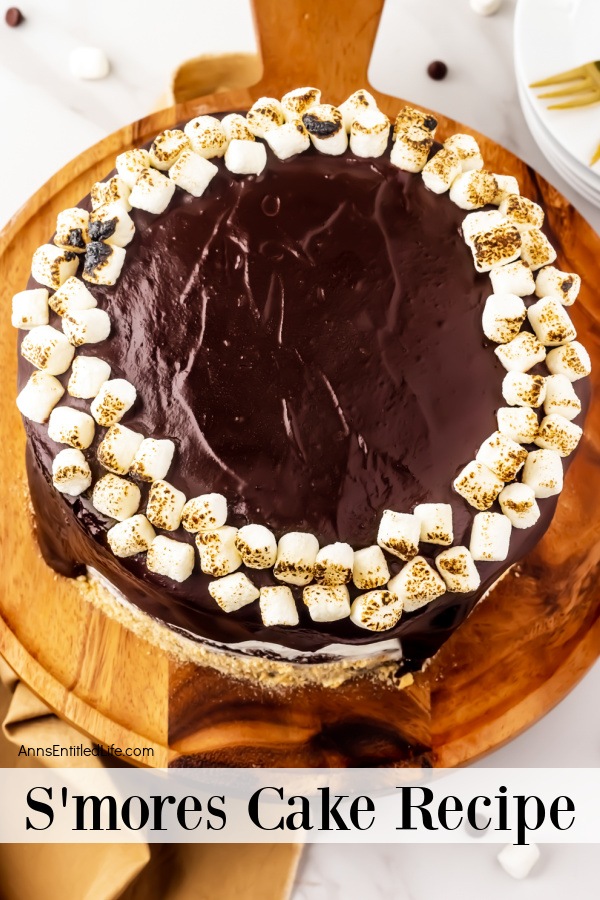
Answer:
[{"left": 12, "top": 87, "right": 591, "bottom": 634}]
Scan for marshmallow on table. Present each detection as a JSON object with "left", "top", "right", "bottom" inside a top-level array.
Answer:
[
  {"left": 259, "top": 585, "right": 299, "bottom": 627},
  {"left": 377, "top": 509, "right": 420, "bottom": 561},
  {"left": 421, "top": 148, "right": 462, "bottom": 194},
  {"left": 69, "top": 46, "right": 110, "bottom": 80},
  {"left": 32, "top": 244, "right": 79, "bottom": 289},
  {"left": 498, "top": 194, "right": 544, "bottom": 231},
  {"left": 147, "top": 535, "right": 195, "bottom": 583},
  {"left": 535, "top": 414, "right": 582, "bottom": 457},
  {"left": 546, "top": 341, "right": 591, "bottom": 382},
  {"left": 209, "top": 572, "right": 259, "bottom": 612},
  {"left": 495, "top": 332, "right": 546, "bottom": 373},
  {"left": 471, "top": 0, "right": 503, "bottom": 14},
  {"left": 313, "top": 542, "right": 354, "bottom": 586},
  {"left": 470, "top": 224, "right": 522, "bottom": 273},
  {"left": 92, "top": 473, "right": 141, "bottom": 521},
  {"left": 413, "top": 503, "right": 453, "bottom": 545},
  {"left": 470, "top": 512, "right": 512, "bottom": 561},
  {"left": 224, "top": 140, "right": 267, "bottom": 176},
  {"left": 181, "top": 492, "right": 227, "bottom": 532},
  {"left": 107, "top": 515, "right": 156, "bottom": 558},
  {"left": 89, "top": 202, "right": 135, "bottom": 247},
  {"left": 273, "top": 532, "right": 319, "bottom": 585},
  {"left": 544, "top": 374, "right": 581, "bottom": 420},
  {"left": 21, "top": 325, "right": 74, "bottom": 375},
  {"left": 49, "top": 277, "right": 96, "bottom": 317},
  {"left": 169, "top": 151, "right": 218, "bottom": 197},
  {"left": 388, "top": 556, "right": 446, "bottom": 612},
  {"left": 183, "top": 115, "right": 228, "bottom": 158},
  {"left": 264, "top": 119, "right": 310, "bottom": 160},
  {"left": 497, "top": 843, "right": 540, "bottom": 881},
  {"left": 16, "top": 371, "right": 64, "bottom": 423},
  {"left": 350, "top": 108, "right": 390, "bottom": 158},
  {"left": 435, "top": 546, "right": 481, "bottom": 593},
  {"left": 522, "top": 448, "right": 563, "bottom": 498},
  {"left": 302, "top": 104, "right": 348, "bottom": 155},
  {"left": 90, "top": 378, "right": 136, "bottom": 426},
  {"left": 453, "top": 460, "right": 504, "bottom": 510},
  {"left": 449, "top": 171, "right": 498, "bottom": 210},
  {"left": 493, "top": 174, "right": 520, "bottom": 202},
  {"left": 352, "top": 545, "right": 390, "bottom": 590},
  {"left": 498, "top": 482, "right": 540, "bottom": 529},
  {"left": 221, "top": 114, "right": 255, "bottom": 142},
  {"left": 350, "top": 590, "right": 403, "bottom": 631},
  {"left": 129, "top": 168, "right": 175, "bottom": 214},
  {"left": 235, "top": 524, "right": 277, "bottom": 569},
  {"left": 528, "top": 297, "right": 576, "bottom": 347},
  {"left": 11, "top": 289, "right": 49, "bottom": 329},
  {"left": 246, "top": 97, "right": 285, "bottom": 138},
  {"left": 393, "top": 105, "right": 438, "bottom": 138},
  {"left": 129, "top": 438, "right": 176, "bottom": 483},
  {"left": 146, "top": 479, "right": 186, "bottom": 531},
  {"left": 482, "top": 293, "right": 526, "bottom": 342},
  {"left": 149, "top": 129, "right": 190, "bottom": 170},
  {"left": 443, "top": 133, "right": 483, "bottom": 171},
  {"left": 535, "top": 265, "right": 580, "bottom": 306},
  {"left": 281, "top": 86, "right": 321, "bottom": 120},
  {"left": 462, "top": 210, "right": 504, "bottom": 246},
  {"left": 62, "top": 308, "right": 111, "bottom": 346},
  {"left": 67, "top": 355, "right": 111, "bottom": 399},
  {"left": 97, "top": 424, "right": 144, "bottom": 475},
  {"left": 54, "top": 208, "right": 90, "bottom": 253},
  {"left": 519, "top": 228, "right": 557, "bottom": 270},
  {"left": 91, "top": 176, "right": 131, "bottom": 211},
  {"left": 497, "top": 406, "right": 539, "bottom": 443},
  {"left": 390, "top": 125, "right": 433, "bottom": 173},
  {"left": 52, "top": 448, "right": 92, "bottom": 496},
  {"left": 490, "top": 260, "right": 535, "bottom": 297},
  {"left": 83, "top": 242, "right": 126, "bottom": 286},
  {"left": 339, "top": 89, "right": 378, "bottom": 132},
  {"left": 303, "top": 584, "right": 351, "bottom": 623},
  {"left": 48, "top": 406, "right": 95, "bottom": 449},
  {"left": 196, "top": 526, "right": 242, "bottom": 577},
  {"left": 502, "top": 371, "right": 546, "bottom": 407},
  {"left": 476, "top": 430, "right": 528, "bottom": 482},
  {"left": 116, "top": 149, "right": 151, "bottom": 188}
]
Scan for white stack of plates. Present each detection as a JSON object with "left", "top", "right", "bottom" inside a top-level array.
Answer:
[{"left": 514, "top": 0, "right": 600, "bottom": 206}]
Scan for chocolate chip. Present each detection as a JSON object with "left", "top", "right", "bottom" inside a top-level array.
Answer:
[
  {"left": 302, "top": 113, "right": 340, "bottom": 137},
  {"left": 427, "top": 60, "right": 448, "bottom": 81},
  {"left": 84, "top": 241, "right": 112, "bottom": 274},
  {"left": 89, "top": 218, "right": 117, "bottom": 242},
  {"left": 67, "top": 228, "right": 87, "bottom": 250},
  {"left": 5, "top": 7, "right": 24, "bottom": 26}
]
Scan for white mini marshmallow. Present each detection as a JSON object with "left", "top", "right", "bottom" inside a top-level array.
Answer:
[
  {"left": 181, "top": 493, "right": 227, "bottom": 532},
  {"left": 493, "top": 174, "right": 520, "bottom": 202},
  {"left": 69, "top": 46, "right": 110, "bottom": 80},
  {"left": 314, "top": 542, "right": 354, "bottom": 586},
  {"left": 377, "top": 509, "right": 420, "bottom": 561},
  {"left": 62, "top": 308, "right": 111, "bottom": 346},
  {"left": 49, "top": 277, "right": 97, "bottom": 317},
  {"left": 497, "top": 406, "right": 539, "bottom": 443},
  {"left": 497, "top": 843, "right": 540, "bottom": 881},
  {"left": 235, "top": 524, "right": 277, "bottom": 569},
  {"left": 264, "top": 119, "right": 310, "bottom": 160},
  {"left": 129, "top": 438, "right": 176, "bottom": 482},
  {"left": 149, "top": 129, "right": 190, "bottom": 170},
  {"left": 519, "top": 228, "right": 557, "bottom": 270},
  {"left": 67, "top": 356, "right": 111, "bottom": 399},
  {"left": 48, "top": 406, "right": 95, "bottom": 449},
  {"left": 107, "top": 515, "right": 156, "bottom": 558},
  {"left": 208, "top": 572, "right": 259, "bottom": 612},
  {"left": 462, "top": 210, "right": 504, "bottom": 246},
  {"left": 413, "top": 503, "right": 454, "bottom": 545},
  {"left": 31, "top": 244, "right": 79, "bottom": 289},
  {"left": 393, "top": 105, "right": 438, "bottom": 138},
  {"left": 92, "top": 473, "right": 141, "bottom": 520},
  {"left": 435, "top": 546, "right": 481, "bottom": 593},
  {"left": 146, "top": 479, "right": 186, "bottom": 531},
  {"left": 281, "top": 87, "right": 321, "bottom": 121},
  {"left": 51, "top": 448, "right": 92, "bottom": 496},
  {"left": 528, "top": 297, "right": 576, "bottom": 347},
  {"left": 116, "top": 149, "right": 151, "bottom": 188},
  {"left": 546, "top": 341, "right": 591, "bottom": 382},
  {"left": 147, "top": 535, "right": 195, "bottom": 583},
  {"left": 443, "top": 133, "right": 484, "bottom": 171},
  {"left": 54, "top": 207, "right": 89, "bottom": 253},
  {"left": 522, "top": 448, "right": 564, "bottom": 498},
  {"left": 535, "top": 414, "right": 582, "bottom": 457},
  {"left": 350, "top": 108, "right": 390, "bottom": 158},
  {"left": 82, "top": 242, "right": 126, "bottom": 286},
  {"left": 12, "top": 288, "right": 49, "bottom": 329},
  {"left": 352, "top": 545, "right": 390, "bottom": 590},
  {"left": 498, "top": 482, "right": 540, "bottom": 529},
  {"left": 535, "top": 265, "right": 580, "bottom": 306},
  {"left": 97, "top": 424, "right": 144, "bottom": 474},
  {"left": 489, "top": 260, "right": 535, "bottom": 297},
  {"left": 197, "top": 526, "right": 242, "bottom": 577},
  {"left": 453, "top": 460, "right": 504, "bottom": 510},
  {"left": 90, "top": 378, "right": 136, "bottom": 426},
  {"left": 470, "top": 224, "right": 522, "bottom": 273},
  {"left": 388, "top": 556, "right": 446, "bottom": 612},
  {"left": 224, "top": 139, "right": 267, "bottom": 175},
  {"left": 502, "top": 371, "right": 546, "bottom": 407},
  {"left": 470, "top": 0, "right": 502, "bottom": 14},
  {"left": 129, "top": 167, "right": 175, "bottom": 214},
  {"left": 498, "top": 194, "right": 544, "bottom": 231},
  {"left": 350, "top": 590, "right": 403, "bottom": 632},
  {"left": 91, "top": 177, "right": 131, "bottom": 211},
  {"left": 390, "top": 125, "right": 433, "bottom": 173},
  {"left": 470, "top": 512, "right": 512, "bottom": 561},
  {"left": 183, "top": 115, "right": 228, "bottom": 158},
  {"left": 21, "top": 325, "right": 74, "bottom": 375},
  {"left": 246, "top": 98, "right": 285, "bottom": 138},
  {"left": 449, "top": 171, "right": 498, "bottom": 210},
  {"left": 482, "top": 293, "right": 526, "bottom": 342},
  {"left": 302, "top": 104, "right": 348, "bottom": 155},
  {"left": 221, "top": 114, "right": 255, "bottom": 142},
  {"left": 494, "top": 332, "right": 546, "bottom": 373},
  {"left": 339, "top": 89, "right": 378, "bottom": 132},
  {"left": 476, "top": 430, "right": 528, "bottom": 481},
  {"left": 259, "top": 585, "right": 299, "bottom": 627},
  {"left": 89, "top": 202, "right": 135, "bottom": 248},
  {"left": 16, "top": 371, "right": 64, "bottom": 423},
  {"left": 169, "top": 150, "right": 218, "bottom": 197},
  {"left": 303, "top": 584, "right": 351, "bottom": 623},
  {"left": 543, "top": 374, "right": 581, "bottom": 420},
  {"left": 422, "top": 147, "right": 462, "bottom": 194},
  {"left": 273, "top": 532, "right": 319, "bottom": 586}
]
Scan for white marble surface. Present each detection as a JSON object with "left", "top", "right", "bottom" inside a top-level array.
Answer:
[{"left": 1, "top": 0, "right": 599, "bottom": 895}]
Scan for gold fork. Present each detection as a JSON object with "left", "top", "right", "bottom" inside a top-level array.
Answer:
[{"left": 530, "top": 60, "right": 600, "bottom": 109}]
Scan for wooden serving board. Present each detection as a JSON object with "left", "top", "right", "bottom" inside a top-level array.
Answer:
[{"left": 1, "top": 0, "right": 599, "bottom": 768}]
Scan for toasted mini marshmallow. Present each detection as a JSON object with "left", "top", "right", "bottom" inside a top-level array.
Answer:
[
  {"left": 90, "top": 378, "right": 136, "bottom": 426},
  {"left": 97, "top": 424, "right": 144, "bottom": 474},
  {"left": 453, "top": 460, "right": 504, "bottom": 510},
  {"left": 493, "top": 174, "right": 520, "bottom": 202},
  {"left": 388, "top": 556, "right": 446, "bottom": 612},
  {"left": 497, "top": 406, "right": 539, "bottom": 443},
  {"left": 16, "top": 371, "right": 64, "bottom": 423},
  {"left": 259, "top": 585, "right": 299, "bottom": 627},
  {"left": 489, "top": 259, "right": 535, "bottom": 297},
  {"left": 470, "top": 223, "right": 522, "bottom": 273},
  {"left": 149, "top": 129, "right": 190, "bottom": 170},
  {"left": 49, "top": 277, "right": 97, "bottom": 317},
  {"left": 527, "top": 297, "right": 576, "bottom": 347},
  {"left": 181, "top": 493, "right": 227, "bottom": 532},
  {"left": 91, "top": 177, "right": 132, "bottom": 212},
  {"left": 476, "top": 431, "right": 528, "bottom": 481},
  {"left": 21, "top": 325, "right": 75, "bottom": 375},
  {"left": 350, "top": 108, "right": 390, "bottom": 158},
  {"left": 183, "top": 115, "right": 228, "bottom": 158},
  {"left": 350, "top": 590, "right": 403, "bottom": 631},
  {"left": 435, "top": 546, "right": 480, "bottom": 593},
  {"left": 107, "top": 514, "right": 156, "bottom": 558},
  {"left": 545, "top": 341, "right": 591, "bottom": 382},
  {"left": 543, "top": 374, "right": 581, "bottom": 420},
  {"left": 264, "top": 119, "right": 310, "bottom": 160},
  {"left": 146, "top": 479, "right": 186, "bottom": 531},
  {"left": 235, "top": 524, "right": 277, "bottom": 569},
  {"left": 52, "top": 448, "right": 92, "bottom": 496},
  {"left": 470, "top": 512, "right": 512, "bottom": 561},
  {"left": 273, "top": 532, "right": 319, "bottom": 586},
  {"left": 497, "top": 843, "right": 541, "bottom": 881},
  {"left": 377, "top": 509, "right": 420, "bottom": 561},
  {"left": 502, "top": 371, "right": 546, "bottom": 407},
  {"left": 169, "top": 150, "right": 218, "bottom": 196},
  {"left": 339, "top": 89, "right": 379, "bottom": 132},
  {"left": 519, "top": 228, "right": 557, "bottom": 271},
  {"left": 92, "top": 473, "right": 141, "bottom": 521},
  {"left": 498, "top": 194, "right": 544, "bottom": 232},
  {"left": 535, "top": 265, "right": 580, "bottom": 306},
  {"left": 82, "top": 242, "right": 126, "bottom": 286},
  {"left": 11, "top": 288, "right": 49, "bottom": 329},
  {"left": 224, "top": 140, "right": 267, "bottom": 175},
  {"left": 522, "top": 448, "right": 563, "bottom": 498},
  {"left": 208, "top": 571, "right": 259, "bottom": 612},
  {"left": 462, "top": 210, "right": 504, "bottom": 246},
  {"left": 281, "top": 86, "right": 321, "bottom": 120},
  {"left": 352, "top": 545, "right": 390, "bottom": 590},
  {"left": 197, "top": 526, "right": 242, "bottom": 576},
  {"left": 221, "top": 114, "right": 255, "bottom": 142},
  {"left": 443, "top": 133, "right": 483, "bottom": 171},
  {"left": 390, "top": 125, "right": 433, "bottom": 173},
  {"left": 314, "top": 542, "right": 354, "bottom": 586},
  {"left": 62, "top": 308, "right": 111, "bottom": 346},
  {"left": 422, "top": 147, "right": 462, "bottom": 194},
  {"left": 67, "top": 356, "right": 111, "bottom": 399},
  {"left": 129, "top": 167, "right": 175, "bottom": 214},
  {"left": 147, "top": 535, "right": 195, "bottom": 583},
  {"left": 482, "top": 293, "right": 526, "bottom": 342},
  {"left": 129, "top": 438, "right": 176, "bottom": 483},
  {"left": 89, "top": 202, "right": 135, "bottom": 247},
  {"left": 48, "top": 406, "right": 95, "bottom": 449},
  {"left": 246, "top": 98, "right": 285, "bottom": 138},
  {"left": 494, "top": 332, "right": 546, "bottom": 373},
  {"left": 303, "top": 584, "right": 351, "bottom": 623},
  {"left": 54, "top": 207, "right": 90, "bottom": 253},
  {"left": 116, "top": 149, "right": 151, "bottom": 188},
  {"left": 302, "top": 104, "right": 348, "bottom": 155},
  {"left": 534, "top": 414, "right": 582, "bottom": 457},
  {"left": 449, "top": 171, "right": 498, "bottom": 210},
  {"left": 413, "top": 503, "right": 453, "bottom": 545},
  {"left": 31, "top": 244, "right": 78, "bottom": 289},
  {"left": 393, "top": 105, "right": 438, "bottom": 138},
  {"left": 498, "top": 483, "right": 540, "bottom": 529}
]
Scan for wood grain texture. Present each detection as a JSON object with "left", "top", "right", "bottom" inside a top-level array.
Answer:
[{"left": 0, "top": 0, "right": 599, "bottom": 767}]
